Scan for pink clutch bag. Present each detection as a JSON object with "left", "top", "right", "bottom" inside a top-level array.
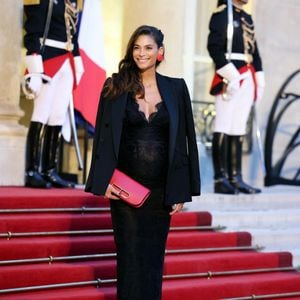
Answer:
[{"left": 109, "top": 169, "right": 151, "bottom": 207}]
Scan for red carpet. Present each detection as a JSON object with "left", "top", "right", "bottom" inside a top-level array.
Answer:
[{"left": 0, "top": 187, "right": 300, "bottom": 300}]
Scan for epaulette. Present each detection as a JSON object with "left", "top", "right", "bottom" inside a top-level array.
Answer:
[
  {"left": 77, "top": 0, "right": 83, "bottom": 11},
  {"left": 213, "top": 4, "right": 226, "bottom": 13},
  {"left": 24, "top": 0, "right": 40, "bottom": 5}
]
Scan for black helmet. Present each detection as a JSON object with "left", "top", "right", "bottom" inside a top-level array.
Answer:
[{"left": 217, "top": 0, "right": 227, "bottom": 5}]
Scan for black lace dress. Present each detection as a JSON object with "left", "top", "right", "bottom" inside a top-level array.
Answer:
[{"left": 110, "top": 95, "right": 171, "bottom": 300}]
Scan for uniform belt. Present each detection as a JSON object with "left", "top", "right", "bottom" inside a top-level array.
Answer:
[
  {"left": 40, "top": 38, "right": 74, "bottom": 51},
  {"left": 225, "top": 53, "right": 253, "bottom": 63}
]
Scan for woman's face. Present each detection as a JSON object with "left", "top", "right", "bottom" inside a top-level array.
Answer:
[{"left": 132, "top": 34, "right": 163, "bottom": 72}]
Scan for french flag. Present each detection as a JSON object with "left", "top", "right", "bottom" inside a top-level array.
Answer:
[{"left": 73, "top": 0, "right": 106, "bottom": 128}]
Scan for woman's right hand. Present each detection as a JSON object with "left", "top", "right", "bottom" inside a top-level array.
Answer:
[{"left": 104, "top": 184, "right": 121, "bottom": 200}]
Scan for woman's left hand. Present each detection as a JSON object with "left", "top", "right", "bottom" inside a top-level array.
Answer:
[{"left": 169, "top": 203, "right": 184, "bottom": 215}]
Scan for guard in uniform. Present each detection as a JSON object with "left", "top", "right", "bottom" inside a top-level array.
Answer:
[
  {"left": 207, "top": 0, "right": 265, "bottom": 194},
  {"left": 23, "top": 0, "right": 84, "bottom": 188}
]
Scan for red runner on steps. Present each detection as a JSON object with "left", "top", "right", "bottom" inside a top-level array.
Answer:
[{"left": 0, "top": 187, "right": 300, "bottom": 300}]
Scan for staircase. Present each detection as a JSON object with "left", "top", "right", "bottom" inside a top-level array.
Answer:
[
  {"left": 0, "top": 187, "right": 300, "bottom": 300},
  {"left": 187, "top": 185, "right": 300, "bottom": 268}
]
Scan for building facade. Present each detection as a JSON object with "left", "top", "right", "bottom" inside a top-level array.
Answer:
[{"left": 0, "top": 0, "right": 299, "bottom": 186}]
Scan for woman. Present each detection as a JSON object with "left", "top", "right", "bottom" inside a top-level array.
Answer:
[
  {"left": 207, "top": 0, "right": 265, "bottom": 194},
  {"left": 85, "top": 25, "right": 200, "bottom": 300}
]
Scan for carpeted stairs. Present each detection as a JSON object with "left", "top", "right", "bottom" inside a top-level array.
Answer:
[{"left": 0, "top": 187, "right": 300, "bottom": 300}]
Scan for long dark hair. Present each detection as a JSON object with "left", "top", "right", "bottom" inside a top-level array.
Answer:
[{"left": 104, "top": 25, "right": 164, "bottom": 99}]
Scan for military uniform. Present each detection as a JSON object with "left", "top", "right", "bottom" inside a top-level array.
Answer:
[
  {"left": 207, "top": 2, "right": 265, "bottom": 194},
  {"left": 23, "top": 0, "right": 84, "bottom": 188}
]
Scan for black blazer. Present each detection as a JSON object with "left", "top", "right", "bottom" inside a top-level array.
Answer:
[{"left": 85, "top": 72, "right": 201, "bottom": 205}]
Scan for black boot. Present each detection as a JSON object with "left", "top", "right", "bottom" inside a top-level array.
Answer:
[
  {"left": 25, "top": 122, "right": 52, "bottom": 188},
  {"left": 42, "top": 125, "right": 75, "bottom": 188},
  {"left": 228, "top": 135, "right": 261, "bottom": 194},
  {"left": 212, "top": 132, "right": 239, "bottom": 194}
]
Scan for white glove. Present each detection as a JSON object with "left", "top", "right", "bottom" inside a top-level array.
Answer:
[
  {"left": 27, "top": 75, "right": 43, "bottom": 96},
  {"left": 226, "top": 78, "right": 240, "bottom": 97},
  {"left": 217, "top": 62, "right": 240, "bottom": 97},
  {"left": 217, "top": 62, "right": 240, "bottom": 81},
  {"left": 25, "top": 55, "right": 44, "bottom": 98},
  {"left": 74, "top": 56, "right": 84, "bottom": 85},
  {"left": 255, "top": 71, "right": 265, "bottom": 102},
  {"left": 217, "top": 63, "right": 251, "bottom": 98},
  {"left": 227, "top": 71, "right": 251, "bottom": 97}
]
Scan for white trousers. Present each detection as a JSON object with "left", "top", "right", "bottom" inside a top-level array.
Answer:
[
  {"left": 31, "top": 59, "right": 74, "bottom": 126},
  {"left": 214, "top": 70, "right": 255, "bottom": 135}
]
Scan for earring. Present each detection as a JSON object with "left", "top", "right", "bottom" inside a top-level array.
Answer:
[{"left": 157, "top": 53, "right": 164, "bottom": 62}]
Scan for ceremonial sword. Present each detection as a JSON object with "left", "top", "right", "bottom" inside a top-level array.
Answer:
[
  {"left": 227, "top": 0, "right": 234, "bottom": 62},
  {"left": 222, "top": 0, "right": 234, "bottom": 100}
]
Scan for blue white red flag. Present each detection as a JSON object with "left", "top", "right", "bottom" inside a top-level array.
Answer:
[{"left": 73, "top": 0, "right": 106, "bottom": 128}]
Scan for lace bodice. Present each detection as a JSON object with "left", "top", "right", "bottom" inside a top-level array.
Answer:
[{"left": 117, "top": 96, "right": 169, "bottom": 189}]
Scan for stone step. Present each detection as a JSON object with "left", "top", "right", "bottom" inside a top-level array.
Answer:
[
  {"left": 244, "top": 229, "right": 300, "bottom": 268},
  {"left": 187, "top": 186, "right": 300, "bottom": 212},
  {"left": 249, "top": 229, "right": 300, "bottom": 250},
  {"left": 208, "top": 210, "right": 300, "bottom": 229},
  {"left": 289, "top": 249, "right": 300, "bottom": 268},
  {"left": 186, "top": 185, "right": 300, "bottom": 268}
]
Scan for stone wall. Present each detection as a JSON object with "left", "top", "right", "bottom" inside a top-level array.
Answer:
[
  {"left": 248, "top": 0, "right": 300, "bottom": 184},
  {"left": 0, "top": 0, "right": 26, "bottom": 185},
  {"left": 122, "top": 0, "right": 185, "bottom": 77}
]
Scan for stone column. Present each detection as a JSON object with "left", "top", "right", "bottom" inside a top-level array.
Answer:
[{"left": 0, "top": 1, "right": 27, "bottom": 185}]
